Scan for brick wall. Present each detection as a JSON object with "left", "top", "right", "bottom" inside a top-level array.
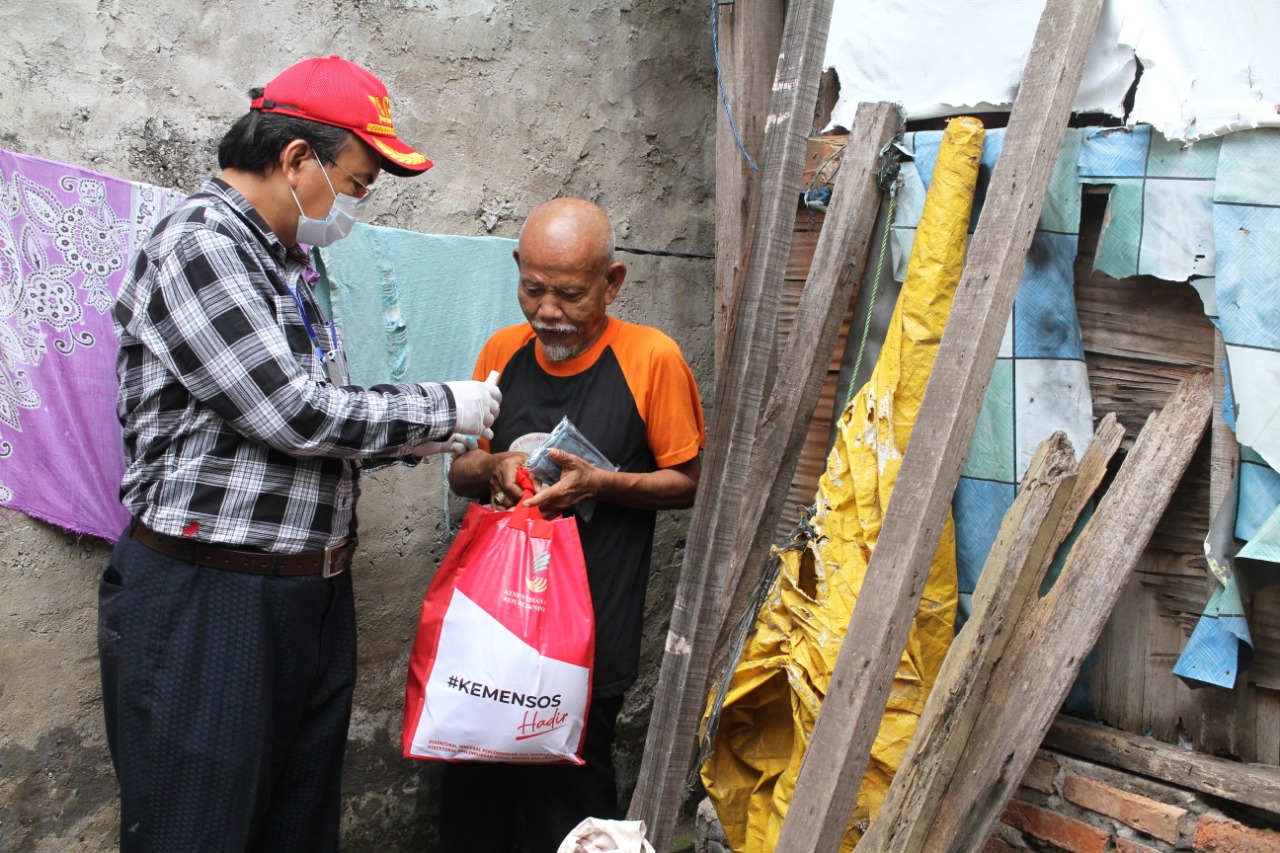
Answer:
[
  {"left": 986, "top": 750, "right": 1280, "bottom": 853},
  {"left": 694, "top": 748, "right": 1280, "bottom": 852}
]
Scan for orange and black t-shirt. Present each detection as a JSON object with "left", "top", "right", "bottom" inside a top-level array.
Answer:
[{"left": 472, "top": 316, "right": 705, "bottom": 696}]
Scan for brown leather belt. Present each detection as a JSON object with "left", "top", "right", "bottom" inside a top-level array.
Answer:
[{"left": 131, "top": 521, "right": 354, "bottom": 578}]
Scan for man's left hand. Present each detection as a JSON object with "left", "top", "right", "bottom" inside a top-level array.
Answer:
[
  {"left": 410, "top": 434, "right": 469, "bottom": 458},
  {"left": 523, "top": 448, "right": 602, "bottom": 516}
]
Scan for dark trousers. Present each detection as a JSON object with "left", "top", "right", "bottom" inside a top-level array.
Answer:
[
  {"left": 437, "top": 692, "right": 626, "bottom": 853},
  {"left": 98, "top": 530, "right": 357, "bottom": 853}
]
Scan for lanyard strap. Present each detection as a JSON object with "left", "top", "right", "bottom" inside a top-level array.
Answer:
[
  {"left": 285, "top": 281, "right": 345, "bottom": 388},
  {"left": 286, "top": 281, "right": 326, "bottom": 363}
]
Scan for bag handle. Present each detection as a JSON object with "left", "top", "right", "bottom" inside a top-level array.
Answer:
[{"left": 506, "top": 466, "right": 555, "bottom": 538}]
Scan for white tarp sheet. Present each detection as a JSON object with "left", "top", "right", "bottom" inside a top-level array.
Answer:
[{"left": 823, "top": 0, "right": 1280, "bottom": 143}]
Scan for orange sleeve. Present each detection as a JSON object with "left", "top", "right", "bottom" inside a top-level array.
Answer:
[
  {"left": 613, "top": 323, "right": 706, "bottom": 469},
  {"left": 469, "top": 324, "right": 535, "bottom": 451}
]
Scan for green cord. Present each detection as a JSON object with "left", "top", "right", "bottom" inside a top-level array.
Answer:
[{"left": 846, "top": 183, "right": 896, "bottom": 410}]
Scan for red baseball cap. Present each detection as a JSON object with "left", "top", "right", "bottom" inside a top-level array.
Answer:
[{"left": 250, "top": 55, "right": 433, "bottom": 177}]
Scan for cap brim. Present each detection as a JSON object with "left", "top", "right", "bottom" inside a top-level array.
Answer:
[{"left": 355, "top": 129, "right": 434, "bottom": 177}]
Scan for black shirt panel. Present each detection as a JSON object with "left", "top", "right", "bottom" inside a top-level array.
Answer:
[{"left": 491, "top": 340, "right": 657, "bottom": 696}]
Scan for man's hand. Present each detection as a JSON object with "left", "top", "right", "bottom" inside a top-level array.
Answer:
[
  {"left": 410, "top": 434, "right": 469, "bottom": 458},
  {"left": 442, "top": 372, "right": 501, "bottom": 440},
  {"left": 484, "top": 451, "right": 528, "bottom": 509},
  {"left": 522, "top": 449, "right": 603, "bottom": 516}
]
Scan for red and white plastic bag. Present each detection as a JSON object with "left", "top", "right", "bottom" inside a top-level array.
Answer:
[{"left": 402, "top": 469, "right": 595, "bottom": 763}]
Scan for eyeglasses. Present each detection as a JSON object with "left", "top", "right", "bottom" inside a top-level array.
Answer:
[{"left": 315, "top": 149, "right": 379, "bottom": 202}]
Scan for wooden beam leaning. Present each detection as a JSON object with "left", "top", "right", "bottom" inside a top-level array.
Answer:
[
  {"left": 713, "top": 0, "right": 784, "bottom": 382},
  {"left": 1044, "top": 714, "right": 1280, "bottom": 814},
  {"left": 1042, "top": 413, "right": 1125, "bottom": 572},
  {"left": 922, "top": 372, "right": 1214, "bottom": 853},
  {"left": 857, "top": 433, "right": 1081, "bottom": 853},
  {"left": 628, "top": 1, "right": 842, "bottom": 847},
  {"left": 772, "top": 1, "right": 1106, "bottom": 851},
  {"left": 859, "top": 417, "right": 1125, "bottom": 853},
  {"left": 709, "top": 101, "right": 902, "bottom": 678}
]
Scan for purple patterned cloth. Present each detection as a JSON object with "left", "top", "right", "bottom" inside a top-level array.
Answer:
[{"left": 0, "top": 149, "right": 185, "bottom": 541}]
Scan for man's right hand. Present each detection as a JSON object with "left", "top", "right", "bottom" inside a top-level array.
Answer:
[{"left": 486, "top": 451, "right": 528, "bottom": 508}]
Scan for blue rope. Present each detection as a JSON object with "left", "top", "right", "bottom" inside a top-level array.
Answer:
[{"left": 712, "top": 0, "right": 760, "bottom": 172}]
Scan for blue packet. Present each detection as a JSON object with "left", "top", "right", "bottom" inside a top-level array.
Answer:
[{"left": 524, "top": 416, "right": 618, "bottom": 488}]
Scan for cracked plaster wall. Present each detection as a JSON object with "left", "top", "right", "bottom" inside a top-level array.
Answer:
[{"left": 0, "top": 1, "right": 714, "bottom": 849}]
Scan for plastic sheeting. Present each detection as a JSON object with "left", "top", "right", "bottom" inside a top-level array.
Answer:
[
  {"left": 701, "top": 117, "right": 980, "bottom": 852},
  {"left": 894, "top": 127, "right": 1094, "bottom": 622},
  {"left": 823, "top": 1, "right": 1280, "bottom": 143},
  {"left": 823, "top": 0, "right": 1134, "bottom": 126}
]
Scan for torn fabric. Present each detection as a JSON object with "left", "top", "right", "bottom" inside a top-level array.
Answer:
[
  {"left": 0, "top": 148, "right": 184, "bottom": 540},
  {"left": 316, "top": 224, "right": 523, "bottom": 385},
  {"left": 1119, "top": 0, "right": 1280, "bottom": 142},
  {"left": 1078, "top": 125, "right": 1220, "bottom": 282}
]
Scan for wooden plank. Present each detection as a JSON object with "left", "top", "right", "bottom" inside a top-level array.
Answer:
[
  {"left": 1252, "top": 583, "right": 1280, "bottom": 690},
  {"left": 1150, "top": 438, "right": 1211, "bottom": 555},
  {"left": 713, "top": 0, "right": 784, "bottom": 381},
  {"left": 783, "top": 222, "right": 824, "bottom": 282},
  {"left": 802, "top": 133, "right": 848, "bottom": 187},
  {"left": 1189, "top": 331, "right": 1246, "bottom": 755},
  {"left": 1255, "top": 688, "right": 1280, "bottom": 766},
  {"left": 775, "top": 153, "right": 880, "bottom": 544},
  {"left": 921, "top": 372, "right": 1214, "bottom": 853},
  {"left": 1138, "top": 552, "right": 1193, "bottom": 745},
  {"left": 1075, "top": 274, "right": 1214, "bottom": 368},
  {"left": 773, "top": 374, "right": 839, "bottom": 542},
  {"left": 1238, "top": 682, "right": 1260, "bottom": 763},
  {"left": 1044, "top": 413, "right": 1125, "bottom": 578},
  {"left": 1044, "top": 714, "right": 1280, "bottom": 811},
  {"left": 771, "top": 2, "right": 1107, "bottom": 851},
  {"left": 1083, "top": 355, "right": 1204, "bottom": 441},
  {"left": 710, "top": 101, "right": 902, "bottom": 707},
  {"left": 1091, "top": 569, "right": 1149, "bottom": 733},
  {"left": 629, "top": 2, "right": 852, "bottom": 845},
  {"left": 1210, "top": 332, "right": 1239, "bottom": 514},
  {"left": 858, "top": 434, "right": 1080, "bottom": 853}
]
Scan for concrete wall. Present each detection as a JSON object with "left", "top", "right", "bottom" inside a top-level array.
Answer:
[{"left": 0, "top": 2, "right": 715, "bottom": 849}]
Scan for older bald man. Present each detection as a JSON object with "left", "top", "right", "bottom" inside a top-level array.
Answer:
[{"left": 445, "top": 198, "right": 705, "bottom": 851}]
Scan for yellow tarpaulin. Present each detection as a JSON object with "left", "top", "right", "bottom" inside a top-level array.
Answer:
[{"left": 702, "top": 116, "right": 984, "bottom": 853}]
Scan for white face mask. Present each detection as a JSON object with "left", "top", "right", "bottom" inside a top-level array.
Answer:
[{"left": 290, "top": 152, "right": 370, "bottom": 247}]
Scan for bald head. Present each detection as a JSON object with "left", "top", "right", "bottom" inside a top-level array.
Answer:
[
  {"left": 518, "top": 198, "right": 616, "bottom": 273},
  {"left": 514, "top": 198, "right": 627, "bottom": 362}
]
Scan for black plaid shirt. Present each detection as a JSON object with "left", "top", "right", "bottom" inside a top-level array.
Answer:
[{"left": 115, "top": 177, "right": 455, "bottom": 553}]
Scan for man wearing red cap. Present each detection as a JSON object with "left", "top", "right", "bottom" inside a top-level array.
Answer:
[{"left": 99, "top": 56, "right": 499, "bottom": 852}]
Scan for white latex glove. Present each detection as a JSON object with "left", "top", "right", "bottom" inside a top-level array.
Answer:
[
  {"left": 410, "top": 434, "right": 469, "bottom": 458},
  {"left": 443, "top": 370, "right": 501, "bottom": 440}
]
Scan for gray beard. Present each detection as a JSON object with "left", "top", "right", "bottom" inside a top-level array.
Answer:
[
  {"left": 533, "top": 323, "right": 582, "bottom": 362},
  {"left": 541, "top": 342, "right": 584, "bottom": 362}
]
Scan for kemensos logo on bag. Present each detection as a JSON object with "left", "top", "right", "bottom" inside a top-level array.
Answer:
[
  {"left": 527, "top": 547, "right": 550, "bottom": 592},
  {"left": 442, "top": 673, "right": 572, "bottom": 742},
  {"left": 403, "top": 500, "right": 593, "bottom": 763},
  {"left": 498, "top": 537, "right": 552, "bottom": 611},
  {"left": 445, "top": 674, "right": 562, "bottom": 708}
]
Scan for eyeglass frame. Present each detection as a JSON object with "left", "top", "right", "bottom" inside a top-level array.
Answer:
[{"left": 312, "top": 145, "right": 379, "bottom": 203}]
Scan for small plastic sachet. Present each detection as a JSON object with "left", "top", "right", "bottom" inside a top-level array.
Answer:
[{"left": 525, "top": 416, "right": 618, "bottom": 487}]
